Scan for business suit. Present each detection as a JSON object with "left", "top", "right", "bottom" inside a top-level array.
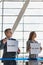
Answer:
[
  {"left": 26, "top": 40, "right": 39, "bottom": 65},
  {"left": 0, "top": 38, "right": 17, "bottom": 65}
]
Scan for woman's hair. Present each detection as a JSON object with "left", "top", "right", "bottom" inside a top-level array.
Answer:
[{"left": 29, "top": 31, "right": 36, "bottom": 40}]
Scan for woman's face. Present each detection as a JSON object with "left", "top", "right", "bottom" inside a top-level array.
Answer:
[{"left": 32, "top": 33, "right": 36, "bottom": 40}]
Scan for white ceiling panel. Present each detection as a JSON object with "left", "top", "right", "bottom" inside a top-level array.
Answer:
[{"left": 0, "top": 0, "right": 43, "bottom": 2}]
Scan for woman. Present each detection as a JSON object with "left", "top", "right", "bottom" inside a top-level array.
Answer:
[{"left": 26, "top": 31, "right": 42, "bottom": 65}]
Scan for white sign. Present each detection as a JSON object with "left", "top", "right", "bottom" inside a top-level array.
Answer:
[
  {"left": 7, "top": 40, "right": 18, "bottom": 52},
  {"left": 30, "top": 43, "right": 41, "bottom": 54}
]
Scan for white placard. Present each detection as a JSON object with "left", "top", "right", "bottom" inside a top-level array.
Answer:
[
  {"left": 7, "top": 40, "right": 18, "bottom": 52},
  {"left": 30, "top": 43, "right": 41, "bottom": 54}
]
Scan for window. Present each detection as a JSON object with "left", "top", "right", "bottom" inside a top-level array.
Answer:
[{"left": 0, "top": 2, "right": 43, "bottom": 65}]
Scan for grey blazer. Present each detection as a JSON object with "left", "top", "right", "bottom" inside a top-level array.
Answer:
[{"left": 26, "top": 40, "right": 38, "bottom": 58}]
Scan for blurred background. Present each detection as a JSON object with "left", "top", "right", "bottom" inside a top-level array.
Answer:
[{"left": 0, "top": 0, "right": 43, "bottom": 65}]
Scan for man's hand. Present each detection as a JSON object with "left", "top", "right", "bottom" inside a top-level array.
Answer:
[
  {"left": 2, "top": 38, "right": 7, "bottom": 44},
  {"left": 17, "top": 48, "right": 20, "bottom": 54},
  {"left": 40, "top": 47, "right": 42, "bottom": 51}
]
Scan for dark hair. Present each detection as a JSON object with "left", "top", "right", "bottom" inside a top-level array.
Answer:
[
  {"left": 4, "top": 28, "right": 12, "bottom": 33},
  {"left": 29, "top": 31, "right": 36, "bottom": 40}
]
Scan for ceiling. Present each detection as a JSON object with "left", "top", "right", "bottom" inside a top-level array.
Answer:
[{"left": 0, "top": 0, "right": 43, "bottom": 2}]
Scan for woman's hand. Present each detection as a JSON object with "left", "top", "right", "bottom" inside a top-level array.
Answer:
[
  {"left": 27, "top": 47, "right": 31, "bottom": 52},
  {"left": 29, "top": 47, "right": 31, "bottom": 51}
]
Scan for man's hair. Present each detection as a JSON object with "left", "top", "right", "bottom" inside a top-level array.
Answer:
[{"left": 4, "top": 28, "right": 12, "bottom": 33}]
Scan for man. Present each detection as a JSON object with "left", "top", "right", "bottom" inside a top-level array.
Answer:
[{"left": 0, "top": 28, "right": 20, "bottom": 65}]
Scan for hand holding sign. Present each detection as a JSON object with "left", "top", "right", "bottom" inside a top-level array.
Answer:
[
  {"left": 30, "top": 43, "right": 41, "bottom": 54},
  {"left": 7, "top": 40, "right": 18, "bottom": 52}
]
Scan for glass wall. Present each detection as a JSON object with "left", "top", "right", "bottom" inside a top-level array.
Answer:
[{"left": 0, "top": 1, "right": 43, "bottom": 65}]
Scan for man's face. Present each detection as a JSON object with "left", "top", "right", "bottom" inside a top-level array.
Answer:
[{"left": 5, "top": 30, "right": 13, "bottom": 38}]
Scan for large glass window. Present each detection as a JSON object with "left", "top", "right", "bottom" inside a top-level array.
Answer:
[{"left": 0, "top": 1, "right": 43, "bottom": 65}]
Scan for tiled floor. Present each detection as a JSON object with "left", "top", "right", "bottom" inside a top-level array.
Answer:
[{"left": 0, "top": 62, "right": 42, "bottom": 65}]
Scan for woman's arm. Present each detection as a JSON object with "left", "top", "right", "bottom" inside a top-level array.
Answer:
[{"left": 26, "top": 40, "right": 31, "bottom": 52}]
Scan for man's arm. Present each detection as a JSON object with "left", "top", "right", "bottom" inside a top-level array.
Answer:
[
  {"left": 0, "top": 38, "right": 7, "bottom": 50},
  {"left": 0, "top": 40, "right": 5, "bottom": 50}
]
